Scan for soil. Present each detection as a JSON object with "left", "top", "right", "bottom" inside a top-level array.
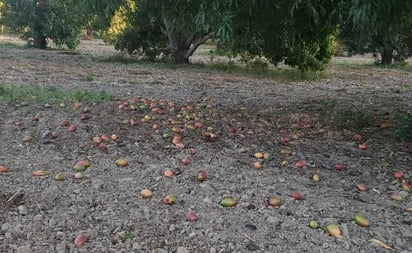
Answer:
[{"left": 0, "top": 36, "right": 411, "bottom": 253}]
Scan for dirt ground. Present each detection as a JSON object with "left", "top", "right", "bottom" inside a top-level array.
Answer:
[{"left": 0, "top": 36, "right": 411, "bottom": 253}]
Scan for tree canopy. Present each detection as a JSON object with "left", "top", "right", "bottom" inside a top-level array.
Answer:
[
  {"left": 2, "top": 0, "right": 412, "bottom": 70},
  {"left": 339, "top": 0, "right": 412, "bottom": 64}
]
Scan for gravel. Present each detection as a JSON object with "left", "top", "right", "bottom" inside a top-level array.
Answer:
[{"left": 0, "top": 37, "right": 411, "bottom": 252}]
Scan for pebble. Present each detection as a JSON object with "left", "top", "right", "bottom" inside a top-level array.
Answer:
[
  {"left": 266, "top": 216, "right": 281, "bottom": 226},
  {"left": 55, "top": 242, "right": 66, "bottom": 253},
  {"left": 209, "top": 247, "right": 217, "bottom": 253},
  {"left": 1, "top": 223, "right": 11, "bottom": 231},
  {"left": 153, "top": 249, "right": 168, "bottom": 253},
  {"left": 176, "top": 247, "right": 190, "bottom": 253},
  {"left": 16, "top": 244, "right": 31, "bottom": 253},
  {"left": 399, "top": 191, "right": 409, "bottom": 198},
  {"left": 340, "top": 223, "right": 350, "bottom": 239},
  {"left": 246, "top": 243, "right": 259, "bottom": 251},
  {"left": 56, "top": 231, "right": 65, "bottom": 240},
  {"left": 17, "top": 205, "right": 28, "bottom": 215}
]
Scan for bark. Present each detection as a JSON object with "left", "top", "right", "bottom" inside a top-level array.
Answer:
[
  {"left": 33, "top": 33, "right": 47, "bottom": 49},
  {"left": 380, "top": 47, "right": 393, "bottom": 65},
  {"left": 168, "top": 32, "right": 213, "bottom": 64},
  {"left": 162, "top": 16, "right": 213, "bottom": 64},
  {"left": 32, "top": 0, "right": 48, "bottom": 49},
  {"left": 171, "top": 49, "right": 190, "bottom": 64}
]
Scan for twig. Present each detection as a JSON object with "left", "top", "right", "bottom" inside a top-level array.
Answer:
[{"left": 7, "top": 190, "right": 21, "bottom": 203}]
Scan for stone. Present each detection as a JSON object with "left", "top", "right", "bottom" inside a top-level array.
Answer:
[
  {"left": 176, "top": 247, "right": 190, "bottom": 253},
  {"left": 152, "top": 249, "right": 168, "bottom": 253}
]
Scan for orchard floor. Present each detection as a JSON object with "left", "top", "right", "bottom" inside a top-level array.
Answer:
[{"left": 0, "top": 36, "right": 411, "bottom": 253}]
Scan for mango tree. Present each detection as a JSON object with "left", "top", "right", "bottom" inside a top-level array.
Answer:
[
  {"left": 115, "top": 0, "right": 237, "bottom": 64},
  {"left": 6, "top": 0, "right": 123, "bottom": 49},
  {"left": 223, "top": 0, "right": 344, "bottom": 71},
  {"left": 339, "top": 0, "right": 412, "bottom": 65}
]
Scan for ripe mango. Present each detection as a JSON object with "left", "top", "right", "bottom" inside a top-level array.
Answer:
[
  {"left": 115, "top": 159, "right": 128, "bottom": 167},
  {"left": 354, "top": 214, "right": 369, "bottom": 227},
  {"left": 326, "top": 224, "right": 342, "bottom": 238},
  {"left": 220, "top": 197, "right": 237, "bottom": 207}
]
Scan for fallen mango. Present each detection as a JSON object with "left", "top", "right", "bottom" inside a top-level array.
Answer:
[
  {"left": 220, "top": 197, "right": 237, "bottom": 207},
  {"left": 354, "top": 214, "right": 369, "bottom": 227},
  {"left": 326, "top": 224, "right": 342, "bottom": 238}
]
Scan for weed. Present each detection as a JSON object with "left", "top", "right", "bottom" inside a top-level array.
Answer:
[
  {"left": 0, "top": 83, "right": 112, "bottom": 104},
  {"left": 95, "top": 53, "right": 326, "bottom": 81},
  {"left": 319, "top": 99, "right": 337, "bottom": 113},
  {"left": 70, "top": 90, "right": 112, "bottom": 103},
  {"left": 394, "top": 112, "right": 412, "bottom": 142},
  {"left": 333, "top": 109, "right": 375, "bottom": 130},
  {"left": 86, "top": 72, "right": 94, "bottom": 81},
  {"left": 0, "top": 41, "right": 27, "bottom": 49}
]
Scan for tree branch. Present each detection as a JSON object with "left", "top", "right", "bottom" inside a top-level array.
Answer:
[{"left": 186, "top": 32, "right": 213, "bottom": 57}]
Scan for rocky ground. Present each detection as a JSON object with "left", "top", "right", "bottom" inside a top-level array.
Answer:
[{"left": 0, "top": 36, "right": 411, "bottom": 253}]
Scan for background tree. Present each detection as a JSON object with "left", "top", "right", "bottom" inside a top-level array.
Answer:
[
  {"left": 115, "top": 0, "right": 237, "bottom": 64},
  {"left": 0, "top": 1, "right": 4, "bottom": 32},
  {"left": 223, "top": 0, "right": 344, "bottom": 71},
  {"left": 114, "top": 0, "right": 344, "bottom": 71},
  {"left": 6, "top": 0, "right": 123, "bottom": 49},
  {"left": 103, "top": 0, "right": 135, "bottom": 43},
  {"left": 339, "top": 1, "right": 412, "bottom": 65}
]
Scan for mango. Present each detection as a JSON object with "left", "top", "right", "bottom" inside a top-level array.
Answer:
[
  {"left": 220, "top": 197, "right": 237, "bottom": 207},
  {"left": 54, "top": 173, "right": 65, "bottom": 181},
  {"left": 33, "top": 170, "right": 48, "bottom": 177},
  {"left": 164, "top": 195, "right": 176, "bottom": 205},
  {"left": 140, "top": 189, "right": 153, "bottom": 198},
  {"left": 326, "top": 224, "right": 342, "bottom": 238},
  {"left": 115, "top": 159, "right": 128, "bottom": 167},
  {"left": 267, "top": 197, "right": 281, "bottom": 208},
  {"left": 309, "top": 220, "right": 319, "bottom": 229},
  {"left": 354, "top": 214, "right": 369, "bottom": 227}
]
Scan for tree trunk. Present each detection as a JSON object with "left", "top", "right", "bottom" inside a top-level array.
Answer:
[
  {"left": 171, "top": 49, "right": 190, "bottom": 64},
  {"left": 33, "top": 32, "right": 47, "bottom": 49},
  {"left": 380, "top": 47, "right": 393, "bottom": 65},
  {"left": 32, "top": 0, "right": 48, "bottom": 49}
]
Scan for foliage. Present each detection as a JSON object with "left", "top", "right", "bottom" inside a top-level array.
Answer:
[
  {"left": 47, "top": 0, "right": 84, "bottom": 49},
  {"left": 0, "top": 83, "right": 112, "bottom": 104},
  {"left": 0, "top": 1, "right": 4, "bottom": 21},
  {"left": 115, "top": 0, "right": 238, "bottom": 63},
  {"left": 333, "top": 109, "right": 375, "bottom": 130},
  {"left": 112, "top": 0, "right": 345, "bottom": 70},
  {"left": 339, "top": 1, "right": 412, "bottom": 65},
  {"left": 103, "top": 0, "right": 135, "bottom": 43},
  {"left": 4, "top": 0, "right": 124, "bottom": 49},
  {"left": 394, "top": 113, "right": 412, "bottom": 142},
  {"left": 224, "top": 0, "right": 344, "bottom": 72}
]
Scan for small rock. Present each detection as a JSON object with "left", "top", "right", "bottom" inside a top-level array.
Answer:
[
  {"left": 395, "top": 238, "right": 406, "bottom": 247},
  {"left": 399, "top": 191, "right": 409, "bottom": 199},
  {"left": 209, "top": 247, "right": 217, "bottom": 253},
  {"left": 16, "top": 244, "right": 31, "bottom": 253},
  {"left": 1, "top": 223, "right": 10, "bottom": 231},
  {"left": 176, "top": 246, "right": 190, "bottom": 253},
  {"left": 17, "top": 205, "right": 28, "bottom": 215},
  {"left": 266, "top": 216, "right": 281, "bottom": 226},
  {"left": 56, "top": 231, "right": 65, "bottom": 240},
  {"left": 55, "top": 242, "right": 66, "bottom": 253},
  {"left": 152, "top": 249, "right": 168, "bottom": 253},
  {"left": 246, "top": 242, "right": 259, "bottom": 251},
  {"left": 245, "top": 224, "right": 257, "bottom": 230},
  {"left": 132, "top": 242, "right": 141, "bottom": 250},
  {"left": 340, "top": 223, "right": 350, "bottom": 239}
]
